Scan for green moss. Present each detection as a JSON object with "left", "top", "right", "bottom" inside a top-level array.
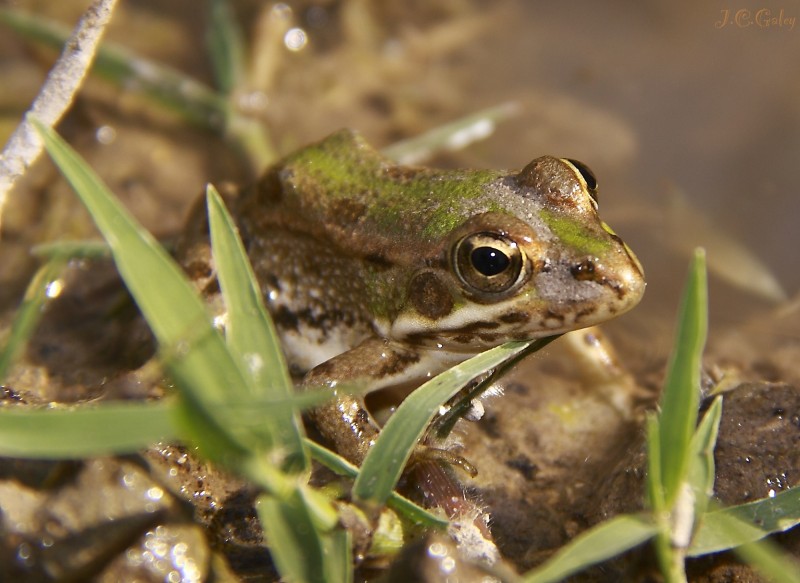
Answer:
[
  {"left": 284, "top": 131, "right": 503, "bottom": 242},
  {"left": 539, "top": 208, "right": 612, "bottom": 256}
]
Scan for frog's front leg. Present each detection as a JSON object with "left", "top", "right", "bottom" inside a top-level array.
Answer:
[{"left": 304, "top": 337, "right": 444, "bottom": 465}]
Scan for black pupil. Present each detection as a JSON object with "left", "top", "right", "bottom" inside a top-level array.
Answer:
[{"left": 471, "top": 246, "right": 510, "bottom": 276}]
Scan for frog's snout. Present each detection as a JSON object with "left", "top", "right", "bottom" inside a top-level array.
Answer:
[{"left": 568, "top": 253, "right": 646, "bottom": 315}]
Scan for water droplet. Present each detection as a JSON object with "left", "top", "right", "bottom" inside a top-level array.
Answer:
[
  {"left": 244, "top": 353, "right": 264, "bottom": 377},
  {"left": 45, "top": 279, "right": 64, "bottom": 298},
  {"left": 95, "top": 125, "right": 117, "bottom": 144},
  {"left": 428, "top": 542, "right": 447, "bottom": 557},
  {"left": 122, "top": 472, "right": 137, "bottom": 487},
  {"left": 271, "top": 3, "right": 292, "bottom": 21},
  {"left": 147, "top": 486, "right": 164, "bottom": 501},
  {"left": 16, "top": 542, "right": 32, "bottom": 562},
  {"left": 213, "top": 312, "right": 229, "bottom": 330},
  {"left": 284, "top": 27, "right": 308, "bottom": 51},
  {"left": 440, "top": 556, "right": 457, "bottom": 574}
]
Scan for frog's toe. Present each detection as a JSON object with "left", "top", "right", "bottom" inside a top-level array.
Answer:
[{"left": 409, "top": 445, "right": 477, "bottom": 478}]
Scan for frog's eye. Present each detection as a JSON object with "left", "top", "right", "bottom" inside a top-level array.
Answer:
[
  {"left": 453, "top": 232, "right": 527, "bottom": 295},
  {"left": 565, "top": 159, "right": 599, "bottom": 204}
]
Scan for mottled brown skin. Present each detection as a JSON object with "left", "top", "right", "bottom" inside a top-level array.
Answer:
[{"left": 176, "top": 130, "right": 645, "bottom": 465}]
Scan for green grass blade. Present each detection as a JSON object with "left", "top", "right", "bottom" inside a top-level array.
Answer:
[
  {"left": 221, "top": 388, "right": 336, "bottom": 420},
  {"left": 0, "top": 401, "right": 176, "bottom": 458},
  {"left": 257, "top": 493, "right": 330, "bottom": 583},
  {"left": 31, "top": 240, "right": 112, "bottom": 260},
  {"left": 206, "top": 0, "right": 245, "bottom": 95},
  {"left": 382, "top": 102, "right": 520, "bottom": 164},
  {"left": 689, "top": 487, "right": 800, "bottom": 555},
  {"left": 520, "top": 514, "right": 658, "bottom": 583},
  {"left": 206, "top": 185, "right": 293, "bottom": 395},
  {"left": 646, "top": 413, "right": 665, "bottom": 512},
  {"left": 304, "top": 439, "right": 448, "bottom": 529},
  {"left": 353, "top": 339, "right": 538, "bottom": 506},
  {"left": 735, "top": 538, "right": 800, "bottom": 583},
  {"left": 207, "top": 185, "right": 307, "bottom": 471},
  {"left": 34, "top": 118, "right": 253, "bottom": 463},
  {"left": 431, "top": 335, "right": 558, "bottom": 439},
  {"left": 658, "top": 249, "right": 708, "bottom": 506},
  {"left": 688, "top": 396, "right": 723, "bottom": 522},
  {"left": 0, "top": 258, "right": 65, "bottom": 381},
  {"left": 320, "top": 528, "right": 353, "bottom": 583}
]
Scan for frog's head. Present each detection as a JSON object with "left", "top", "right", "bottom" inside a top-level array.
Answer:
[{"left": 389, "top": 155, "right": 645, "bottom": 351}]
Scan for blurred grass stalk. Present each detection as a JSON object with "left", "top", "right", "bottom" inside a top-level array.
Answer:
[
  {"left": 0, "top": 4, "right": 276, "bottom": 174},
  {"left": 0, "top": 0, "right": 119, "bottom": 234}
]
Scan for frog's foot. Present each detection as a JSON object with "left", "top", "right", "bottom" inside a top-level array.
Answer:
[
  {"left": 408, "top": 445, "right": 478, "bottom": 478},
  {"left": 304, "top": 337, "right": 449, "bottom": 466},
  {"left": 560, "top": 326, "right": 645, "bottom": 418},
  {"left": 410, "top": 458, "right": 494, "bottom": 544}
]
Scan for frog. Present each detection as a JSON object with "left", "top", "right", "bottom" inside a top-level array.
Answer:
[{"left": 176, "top": 129, "right": 645, "bottom": 466}]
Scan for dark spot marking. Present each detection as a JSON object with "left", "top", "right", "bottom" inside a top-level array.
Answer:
[
  {"left": 544, "top": 310, "right": 565, "bottom": 324},
  {"left": 478, "top": 333, "right": 500, "bottom": 343},
  {"left": 273, "top": 306, "right": 300, "bottom": 331},
  {"left": 378, "top": 349, "right": 421, "bottom": 377},
  {"left": 185, "top": 260, "right": 213, "bottom": 280},
  {"left": 408, "top": 272, "right": 453, "bottom": 319},
  {"left": 450, "top": 320, "right": 501, "bottom": 334},
  {"left": 575, "top": 306, "right": 596, "bottom": 321},
  {"left": 273, "top": 304, "right": 367, "bottom": 339},
  {"left": 202, "top": 279, "right": 220, "bottom": 296},
  {"left": 499, "top": 311, "right": 529, "bottom": 324},
  {"left": 365, "top": 254, "right": 393, "bottom": 269}
]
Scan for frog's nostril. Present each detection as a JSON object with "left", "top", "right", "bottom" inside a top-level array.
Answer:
[{"left": 570, "top": 259, "right": 597, "bottom": 281}]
